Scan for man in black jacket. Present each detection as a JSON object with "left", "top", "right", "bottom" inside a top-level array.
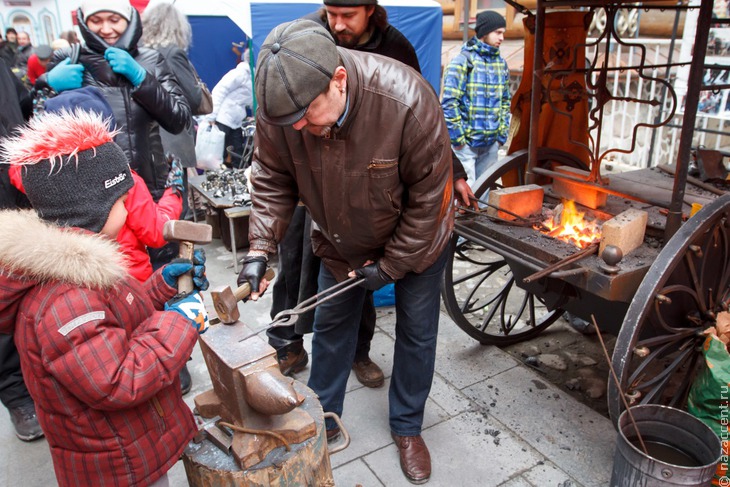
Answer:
[
  {"left": 305, "top": 0, "right": 420, "bottom": 71},
  {"left": 269, "top": 0, "right": 473, "bottom": 389},
  {"left": 0, "top": 57, "right": 44, "bottom": 442}
]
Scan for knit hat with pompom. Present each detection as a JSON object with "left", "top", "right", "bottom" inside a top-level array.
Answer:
[{"left": 0, "top": 109, "right": 133, "bottom": 232}]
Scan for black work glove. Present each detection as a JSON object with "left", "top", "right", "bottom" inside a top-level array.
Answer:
[
  {"left": 354, "top": 262, "right": 394, "bottom": 291},
  {"left": 237, "top": 255, "right": 267, "bottom": 299}
]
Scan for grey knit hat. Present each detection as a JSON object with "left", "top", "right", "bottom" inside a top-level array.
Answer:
[
  {"left": 1, "top": 110, "right": 133, "bottom": 232},
  {"left": 475, "top": 10, "right": 506, "bottom": 38},
  {"left": 323, "top": 0, "right": 377, "bottom": 5},
  {"left": 255, "top": 20, "right": 339, "bottom": 126}
]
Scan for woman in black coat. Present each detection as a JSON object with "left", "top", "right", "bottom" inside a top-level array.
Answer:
[
  {"left": 140, "top": 2, "right": 202, "bottom": 171},
  {"left": 38, "top": 1, "right": 191, "bottom": 201}
]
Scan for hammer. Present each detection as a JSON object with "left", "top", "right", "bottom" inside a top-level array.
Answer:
[
  {"left": 162, "top": 220, "right": 213, "bottom": 295},
  {"left": 210, "top": 268, "right": 276, "bottom": 325}
]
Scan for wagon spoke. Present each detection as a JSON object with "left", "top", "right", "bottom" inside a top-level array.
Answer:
[
  {"left": 631, "top": 343, "right": 696, "bottom": 407},
  {"left": 634, "top": 327, "right": 698, "bottom": 349}
]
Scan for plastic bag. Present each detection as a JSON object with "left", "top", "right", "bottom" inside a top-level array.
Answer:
[
  {"left": 687, "top": 334, "right": 729, "bottom": 485},
  {"left": 195, "top": 123, "right": 224, "bottom": 170},
  {"left": 373, "top": 283, "right": 395, "bottom": 307}
]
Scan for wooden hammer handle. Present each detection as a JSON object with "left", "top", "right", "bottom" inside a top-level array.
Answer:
[
  {"left": 234, "top": 268, "right": 276, "bottom": 301},
  {"left": 177, "top": 241, "right": 195, "bottom": 294}
]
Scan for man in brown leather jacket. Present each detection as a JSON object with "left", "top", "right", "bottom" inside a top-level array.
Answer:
[{"left": 237, "top": 20, "right": 453, "bottom": 484}]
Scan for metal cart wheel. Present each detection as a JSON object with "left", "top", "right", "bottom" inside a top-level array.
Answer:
[
  {"left": 608, "top": 194, "right": 730, "bottom": 425},
  {"left": 442, "top": 148, "right": 589, "bottom": 345}
]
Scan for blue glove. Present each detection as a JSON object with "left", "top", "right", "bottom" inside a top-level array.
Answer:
[
  {"left": 161, "top": 252, "right": 209, "bottom": 291},
  {"left": 104, "top": 47, "right": 146, "bottom": 86},
  {"left": 162, "top": 258, "right": 192, "bottom": 288},
  {"left": 47, "top": 58, "right": 84, "bottom": 93},
  {"left": 192, "top": 249, "right": 209, "bottom": 291},
  {"left": 165, "top": 292, "right": 209, "bottom": 334},
  {"left": 165, "top": 155, "right": 184, "bottom": 196}
]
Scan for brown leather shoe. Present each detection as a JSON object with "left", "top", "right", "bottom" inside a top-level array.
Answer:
[
  {"left": 277, "top": 347, "right": 308, "bottom": 376},
  {"left": 326, "top": 426, "right": 341, "bottom": 443},
  {"left": 352, "top": 358, "right": 384, "bottom": 388},
  {"left": 392, "top": 434, "right": 431, "bottom": 484}
]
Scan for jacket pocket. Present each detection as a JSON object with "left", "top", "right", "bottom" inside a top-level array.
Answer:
[{"left": 365, "top": 158, "right": 400, "bottom": 213}]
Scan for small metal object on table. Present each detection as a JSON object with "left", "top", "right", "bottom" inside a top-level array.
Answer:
[
  {"left": 188, "top": 174, "right": 239, "bottom": 212},
  {"left": 224, "top": 206, "right": 251, "bottom": 273}
]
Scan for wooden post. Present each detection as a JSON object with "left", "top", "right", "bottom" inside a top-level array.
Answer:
[{"left": 452, "top": 0, "right": 477, "bottom": 35}]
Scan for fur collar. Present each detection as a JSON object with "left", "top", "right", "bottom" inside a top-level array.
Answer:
[{"left": 0, "top": 210, "right": 127, "bottom": 289}]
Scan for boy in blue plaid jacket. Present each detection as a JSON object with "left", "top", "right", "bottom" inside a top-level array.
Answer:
[{"left": 442, "top": 10, "right": 511, "bottom": 188}]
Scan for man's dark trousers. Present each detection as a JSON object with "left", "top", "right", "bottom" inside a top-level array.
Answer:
[
  {"left": 0, "top": 334, "right": 32, "bottom": 408},
  {"left": 267, "top": 206, "right": 318, "bottom": 350},
  {"left": 267, "top": 207, "right": 376, "bottom": 355},
  {"left": 308, "top": 248, "right": 448, "bottom": 436}
]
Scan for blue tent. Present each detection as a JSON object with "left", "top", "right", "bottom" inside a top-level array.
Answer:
[{"left": 147, "top": 0, "right": 443, "bottom": 93}]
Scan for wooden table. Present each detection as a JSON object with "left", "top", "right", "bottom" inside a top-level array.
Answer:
[{"left": 188, "top": 174, "right": 251, "bottom": 272}]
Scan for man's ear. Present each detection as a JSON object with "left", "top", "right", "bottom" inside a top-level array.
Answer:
[{"left": 333, "top": 66, "right": 348, "bottom": 92}]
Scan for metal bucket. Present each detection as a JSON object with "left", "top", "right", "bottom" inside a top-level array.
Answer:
[{"left": 611, "top": 405, "right": 722, "bottom": 486}]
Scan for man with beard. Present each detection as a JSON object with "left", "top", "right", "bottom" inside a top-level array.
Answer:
[{"left": 305, "top": 0, "right": 419, "bottom": 69}]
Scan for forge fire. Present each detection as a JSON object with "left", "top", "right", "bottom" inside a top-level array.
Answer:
[{"left": 538, "top": 200, "right": 602, "bottom": 249}]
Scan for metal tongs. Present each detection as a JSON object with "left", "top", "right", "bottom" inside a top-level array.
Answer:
[{"left": 238, "top": 276, "right": 365, "bottom": 342}]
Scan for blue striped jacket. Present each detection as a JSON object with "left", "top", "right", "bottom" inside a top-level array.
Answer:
[{"left": 441, "top": 37, "right": 511, "bottom": 148}]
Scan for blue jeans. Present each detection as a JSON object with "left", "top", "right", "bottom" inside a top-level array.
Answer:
[
  {"left": 453, "top": 143, "right": 499, "bottom": 189},
  {"left": 307, "top": 248, "right": 448, "bottom": 436}
]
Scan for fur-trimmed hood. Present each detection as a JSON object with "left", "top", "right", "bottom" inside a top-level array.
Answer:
[
  {"left": 0, "top": 210, "right": 128, "bottom": 333},
  {"left": 0, "top": 210, "right": 127, "bottom": 286}
]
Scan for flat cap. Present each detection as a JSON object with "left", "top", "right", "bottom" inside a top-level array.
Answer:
[{"left": 255, "top": 20, "right": 338, "bottom": 126}]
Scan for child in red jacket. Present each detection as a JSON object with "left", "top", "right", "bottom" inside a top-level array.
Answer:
[{"left": 0, "top": 109, "right": 207, "bottom": 487}]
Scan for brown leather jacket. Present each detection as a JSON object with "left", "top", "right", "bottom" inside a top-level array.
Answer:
[{"left": 249, "top": 48, "right": 454, "bottom": 281}]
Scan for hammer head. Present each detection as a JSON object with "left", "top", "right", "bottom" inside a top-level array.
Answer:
[
  {"left": 211, "top": 285, "right": 239, "bottom": 324},
  {"left": 163, "top": 220, "right": 213, "bottom": 245}
]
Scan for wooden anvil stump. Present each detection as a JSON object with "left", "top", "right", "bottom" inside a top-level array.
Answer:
[
  {"left": 184, "top": 381, "right": 333, "bottom": 486},
  {"left": 194, "top": 320, "right": 317, "bottom": 470}
]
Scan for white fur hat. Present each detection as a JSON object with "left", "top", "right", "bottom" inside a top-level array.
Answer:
[{"left": 80, "top": 0, "right": 133, "bottom": 22}]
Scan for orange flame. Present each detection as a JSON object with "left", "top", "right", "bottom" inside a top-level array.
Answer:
[{"left": 539, "top": 200, "right": 602, "bottom": 249}]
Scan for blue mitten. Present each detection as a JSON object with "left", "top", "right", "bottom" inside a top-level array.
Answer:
[
  {"left": 104, "top": 47, "right": 146, "bottom": 86},
  {"left": 161, "top": 258, "right": 193, "bottom": 288},
  {"left": 192, "top": 249, "right": 209, "bottom": 291},
  {"left": 47, "top": 58, "right": 84, "bottom": 93},
  {"left": 165, "top": 292, "right": 210, "bottom": 334},
  {"left": 165, "top": 155, "right": 184, "bottom": 196}
]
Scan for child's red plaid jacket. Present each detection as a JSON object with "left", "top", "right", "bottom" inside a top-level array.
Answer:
[{"left": 0, "top": 211, "right": 198, "bottom": 487}]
